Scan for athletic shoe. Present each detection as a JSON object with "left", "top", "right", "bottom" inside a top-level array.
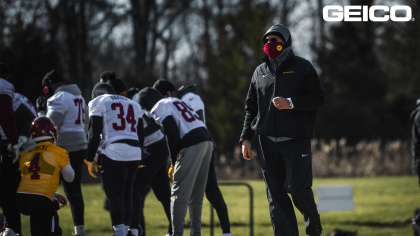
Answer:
[
  {"left": 222, "top": 233, "right": 233, "bottom": 236},
  {"left": 2, "top": 228, "right": 17, "bottom": 236},
  {"left": 413, "top": 220, "right": 420, "bottom": 233},
  {"left": 164, "top": 234, "right": 171, "bottom": 236}
]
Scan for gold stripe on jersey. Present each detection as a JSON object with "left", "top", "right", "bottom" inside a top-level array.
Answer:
[{"left": 18, "top": 142, "right": 70, "bottom": 200}]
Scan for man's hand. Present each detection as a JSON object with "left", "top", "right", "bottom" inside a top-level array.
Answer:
[
  {"left": 11, "top": 144, "right": 20, "bottom": 163},
  {"left": 84, "top": 159, "right": 98, "bottom": 178},
  {"left": 8, "top": 136, "right": 27, "bottom": 162},
  {"left": 168, "top": 165, "right": 174, "bottom": 179},
  {"left": 55, "top": 193, "right": 68, "bottom": 207},
  {"left": 272, "top": 97, "right": 290, "bottom": 110},
  {"left": 242, "top": 140, "right": 253, "bottom": 160},
  {"left": 36, "top": 95, "right": 47, "bottom": 113}
]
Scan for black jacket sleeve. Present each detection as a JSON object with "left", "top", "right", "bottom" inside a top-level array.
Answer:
[
  {"left": 14, "top": 104, "right": 36, "bottom": 138},
  {"left": 161, "top": 116, "right": 180, "bottom": 165},
  {"left": 240, "top": 77, "right": 258, "bottom": 143},
  {"left": 291, "top": 63, "right": 326, "bottom": 111},
  {"left": 137, "top": 118, "right": 144, "bottom": 148},
  {"left": 87, "top": 116, "right": 103, "bottom": 162}
]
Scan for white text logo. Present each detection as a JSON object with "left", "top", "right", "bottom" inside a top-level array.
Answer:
[{"left": 323, "top": 5, "right": 412, "bottom": 22}]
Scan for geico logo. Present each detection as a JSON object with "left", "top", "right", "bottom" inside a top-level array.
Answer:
[{"left": 323, "top": 5, "right": 412, "bottom": 22}]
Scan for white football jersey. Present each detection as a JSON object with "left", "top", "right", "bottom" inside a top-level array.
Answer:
[
  {"left": 0, "top": 93, "right": 37, "bottom": 151},
  {"left": 0, "top": 78, "right": 15, "bottom": 99},
  {"left": 151, "top": 97, "right": 205, "bottom": 139},
  {"left": 13, "top": 93, "right": 37, "bottom": 117},
  {"left": 181, "top": 92, "right": 206, "bottom": 125},
  {"left": 47, "top": 91, "right": 86, "bottom": 133},
  {"left": 89, "top": 94, "right": 144, "bottom": 161},
  {"left": 131, "top": 93, "right": 139, "bottom": 103}
]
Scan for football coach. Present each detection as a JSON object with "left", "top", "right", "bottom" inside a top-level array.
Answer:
[{"left": 239, "top": 23, "right": 325, "bottom": 236}]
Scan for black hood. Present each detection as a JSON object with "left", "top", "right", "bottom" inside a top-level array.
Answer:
[
  {"left": 263, "top": 24, "right": 292, "bottom": 48},
  {"left": 91, "top": 82, "right": 116, "bottom": 100},
  {"left": 137, "top": 87, "right": 163, "bottom": 111},
  {"left": 178, "top": 84, "right": 197, "bottom": 99}
]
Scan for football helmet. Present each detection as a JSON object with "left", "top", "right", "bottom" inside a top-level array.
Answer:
[{"left": 31, "top": 117, "right": 58, "bottom": 143}]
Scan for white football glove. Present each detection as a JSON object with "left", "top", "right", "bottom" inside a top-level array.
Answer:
[
  {"left": 7, "top": 136, "right": 28, "bottom": 152},
  {"left": 7, "top": 136, "right": 27, "bottom": 163},
  {"left": 11, "top": 144, "right": 20, "bottom": 163}
]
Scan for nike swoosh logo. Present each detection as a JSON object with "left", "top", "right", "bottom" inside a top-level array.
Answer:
[
  {"left": 262, "top": 74, "right": 268, "bottom": 77},
  {"left": 302, "top": 154, "right": 308, "bottom": 157},
  {"left": 101, "top": 170, "right": 105, "bottom": 173}
]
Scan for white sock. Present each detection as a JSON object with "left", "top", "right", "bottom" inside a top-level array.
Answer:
[
  {"left": 130, "top": 228, "right": 139, "bottom": 236},
  {"left": 75, "top": 225, "right": 85, "bottom": 235},
  {"left": 113, "top": 224, "right": 125, "bottom": 236}
]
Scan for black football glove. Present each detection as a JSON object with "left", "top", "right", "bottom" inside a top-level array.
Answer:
[{"left": 36, "top": 95, "right": 47, "bottom": 113}]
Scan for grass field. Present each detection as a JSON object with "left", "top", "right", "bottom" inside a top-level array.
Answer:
[{"left": 19, "top": 175, "right": 419, "bottom": 236}]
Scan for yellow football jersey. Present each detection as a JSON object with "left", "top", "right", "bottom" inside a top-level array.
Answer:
[{"left": 18, "top": 141, "right": 70, "bottom": 200}]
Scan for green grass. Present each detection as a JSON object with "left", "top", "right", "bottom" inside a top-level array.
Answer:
[{"left": 19, "top": 175, "right": 419, "bottom": 236}]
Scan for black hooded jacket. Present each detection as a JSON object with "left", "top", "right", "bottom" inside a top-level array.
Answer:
[
  {"left": 411, "top": 100, "right": 420, "bottom": 174},
  {"left": 240, "top": 24, "right": 325, "bottom": 143}
]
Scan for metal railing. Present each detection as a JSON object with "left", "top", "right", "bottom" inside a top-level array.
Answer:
[{"left": 209, "top": 182, "right": 254, "bottom": 236}]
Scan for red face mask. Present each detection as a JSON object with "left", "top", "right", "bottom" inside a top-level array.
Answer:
[
  {"left": 43, "top": 86, "right": 53, "bottom": 97},
  {"left": 263, "top": 42, "right": 284, "bottom": 59}
]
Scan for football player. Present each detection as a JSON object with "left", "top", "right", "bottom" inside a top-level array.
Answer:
[
  {"left": 130, "top": 98, "right": 172, "bottom": 236},
  {"left": 86, "top": 82, "right": 145, "bottom": 236},
  {"left": 40, "top": 70, "right": 88, "bottom": 236},
  {"left": 0, "top": 63, "right": 22, "bottom": 236},
  {"left": 138, "top": 87, "right": 213, "bottom": 236},
  {"left": 15, "top": 117, "right": 75, "bottom": 235},
  {"left": 0, "top": 92, "right": 38, "bottom": 235},
  {"left": 106, "top": 78, "right": 172, "bottom": 236},
  {"left": 153, "top": 80, "right": 233, "bottom": 236}
]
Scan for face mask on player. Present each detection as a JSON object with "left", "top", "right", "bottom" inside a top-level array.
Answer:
[
  {"left": 43, "top": 86, "right": 54, "bottom": 98},
  {"left": 263, "top": 41, "right": 284, "bottom": 60}
]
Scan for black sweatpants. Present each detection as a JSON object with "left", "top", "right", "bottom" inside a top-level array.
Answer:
[
  {"left": 205, "top": 150, "right": 230, "bottom": 233},
  {"left": 15, "top": 193, "right": 54, "bottom": 236},
  {"left": 257, "top": 136, "right": 322, "bottom": 236},
  {"left": 0, "top": 147, "right": 21, "bottom": 233},
  {"left": 102, "top": 154, "right": 139, "bottom": 226},
  {"left": 131, "top": 139, "right": 172, "bottom": 234},
  {"left": 61, "top": 149, "right": 86, "bottom": 226}
]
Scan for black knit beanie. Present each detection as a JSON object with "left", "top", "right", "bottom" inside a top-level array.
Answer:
[
  {"left": 100, "top": 71, "right": 116, "bottom": 82},
  {"left": 138, "top": 87, "right": 164, "bottom": 111},
  {"left": 42, "top": 70, "right": 63, "bottom": 87},
  {"left": 91, "top": 82, "right": 116, "bottom": 100},
  {"left": 108, "top": 78, "right": 127, "bottom": 94},
  {"left": 153, "top": 79, "right": 176, "bottom": 96}
]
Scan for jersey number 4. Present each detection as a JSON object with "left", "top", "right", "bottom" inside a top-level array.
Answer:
[
  {"left": 28, "top": 153, "right": 41, "bottom": 180},
  {"left": 111, "top": 103, "right": 137, "bottom": 132},
  {"left": 74, "top": 98, "right": 85, "bottom": 124}
]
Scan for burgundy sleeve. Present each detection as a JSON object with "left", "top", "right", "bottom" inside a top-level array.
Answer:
[{"left": 0, "top": 95, "right": 18, "bottom": 145}]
